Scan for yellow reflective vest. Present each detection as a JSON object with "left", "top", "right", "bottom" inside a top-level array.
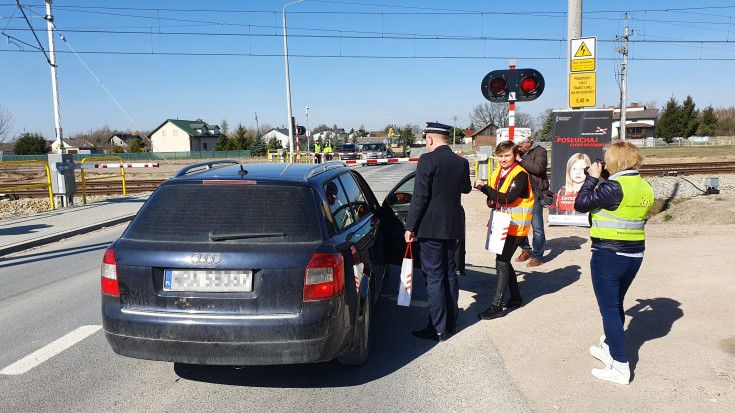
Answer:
[
  {"left": 489, "top": 164, "right": 535, "bottom": 237},
  {"left": 590, "top": 172, "right": 653, "bottom": 241}
]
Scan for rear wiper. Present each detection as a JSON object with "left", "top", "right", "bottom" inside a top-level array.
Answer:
[{"left": 208, "top": 232, "right": 286, "bottom": 241}]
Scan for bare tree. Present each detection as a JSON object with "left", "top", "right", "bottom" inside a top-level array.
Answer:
[
  {"left": 515, "top": 112, "right": 534, "bottom": 128},
  {"left": 469, "top": 102, "right": 533, "bottom": 129},
  {"left": 0, "top": 105, "right": 14, "bottom": 143}
]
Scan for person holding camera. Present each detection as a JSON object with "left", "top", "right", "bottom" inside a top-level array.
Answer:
[
  {"left": 513, "top": 136, "right": 548, "bottom": 267},
  {"left": 574, "top": 141, "right": 654, "bottom": 385}
]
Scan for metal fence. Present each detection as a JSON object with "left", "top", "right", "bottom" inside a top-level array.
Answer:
[{"left": 0, "top": 150, "right": 253, "bottom": 162}]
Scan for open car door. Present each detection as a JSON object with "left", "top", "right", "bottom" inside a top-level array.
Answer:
[
  {"left": 379, "top": 172, "right": 421, "bottom": 268},
  {"left": 379, "top": 171, "right": 466, "bottom": 273}
]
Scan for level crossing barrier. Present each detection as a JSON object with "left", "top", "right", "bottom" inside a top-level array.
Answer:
[
  {"left": 0, "top": 160, "right": 55, "bottom": 210},
  {"left": 73, "top": 157, "right": 159, "bottom": 204}
]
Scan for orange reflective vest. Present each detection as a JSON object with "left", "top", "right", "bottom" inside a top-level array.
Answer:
[{"left": 489, "top": 164, "right": 535, "bottom": 237}]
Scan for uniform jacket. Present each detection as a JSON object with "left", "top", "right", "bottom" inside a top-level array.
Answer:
[
  {"left": 518, "top": 142, "right": 549, "bottom": 194},
  {"left": 405, "top": 145, "right": 472, "bottom": 240}
]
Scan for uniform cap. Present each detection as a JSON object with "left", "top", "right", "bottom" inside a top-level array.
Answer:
[{"left": 424, "top": 122, "right": 451, "bottom": 136}]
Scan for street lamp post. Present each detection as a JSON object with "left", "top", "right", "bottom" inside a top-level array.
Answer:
[{"left": 283, "top": 0, "right": 306, "bottom": 163}]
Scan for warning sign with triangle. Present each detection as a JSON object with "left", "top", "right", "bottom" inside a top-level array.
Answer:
[{"left": 574, "top": 42, "right": 592, "bottom": 57}]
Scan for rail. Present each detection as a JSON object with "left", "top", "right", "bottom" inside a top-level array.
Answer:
[
  {"left": 0, "top": 160, "right": 55, "bottom": 210},
  {"left": 80, "top": 156, "right": 126, "bottom": 205}
]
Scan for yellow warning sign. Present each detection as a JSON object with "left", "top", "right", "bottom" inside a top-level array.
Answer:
[
  {"left": 569, "top": 73, "right": 596, "bottom": 108},
  {"left": 574, "top": 42, "right": 592, "bottom": 57}
]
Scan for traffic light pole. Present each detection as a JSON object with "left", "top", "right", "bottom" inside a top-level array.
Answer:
[{"left": 508, "top": 60, "right": 515, "bottom": 141}]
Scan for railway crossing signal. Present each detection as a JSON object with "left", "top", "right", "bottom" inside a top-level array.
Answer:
[{"left": 481, "top": 68, "right": 545, "bottom": 102}]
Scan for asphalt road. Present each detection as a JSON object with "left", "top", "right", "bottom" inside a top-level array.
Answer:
[{"left": 0, "top": 160, "right": 532, "bottom": 413}]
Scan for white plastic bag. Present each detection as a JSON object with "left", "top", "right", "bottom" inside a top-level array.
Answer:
[
  {"left": 397, "top": 243, "right": 413, "bottom": 307},
  {"left": 485, "top": 210, "right": 512, "bottom": 254}
]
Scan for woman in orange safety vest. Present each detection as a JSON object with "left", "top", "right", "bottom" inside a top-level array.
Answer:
[{"left": 473, "top": 140, "right": 535, "bottom": 320}]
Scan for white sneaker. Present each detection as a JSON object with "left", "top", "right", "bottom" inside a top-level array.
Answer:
[
  {"left": 589, "top": 335, "right": 612, "bottom": 368},
  {"left": 591, "top": 360, "right": 630, "bottom": 385}
]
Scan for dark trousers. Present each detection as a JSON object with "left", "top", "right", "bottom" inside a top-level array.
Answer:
[
  {"left": 419, "top": 238, "right": 459, "bottom": 335},
  {"left": 492, "top": 235, "right": 525, "bottom": 306},
  {"left": 590, "top": 249, "right": 642, "bottom": 363},
  {"left": 521, "top": 200, "right": 546, "bottom": 261}
]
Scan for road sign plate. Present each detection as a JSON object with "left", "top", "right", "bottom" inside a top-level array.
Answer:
[
  {"left": 569, "top": 73, "right": 596, "bottom": 108},
  {"left": 570, "top": 37, "right": 596, "bottom": 72}
]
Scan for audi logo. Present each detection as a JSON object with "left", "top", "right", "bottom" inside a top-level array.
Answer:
[{"left": 191, "top": 253, "right": 222, "bottom": 264}]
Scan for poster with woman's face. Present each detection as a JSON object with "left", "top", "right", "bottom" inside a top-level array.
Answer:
[{"left": 548, "top": 109, "right": 613, "bottom": 226}]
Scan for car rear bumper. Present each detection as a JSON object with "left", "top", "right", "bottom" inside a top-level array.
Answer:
[{"left": 102, "top": 297, "right": 353, "bottom": 365}]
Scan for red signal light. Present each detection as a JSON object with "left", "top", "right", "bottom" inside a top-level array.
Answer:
[
  {"left": 520, "top": 76, "right": 538, "bottom": 94},
  {"left": 489, "top": 78, "right": 506, "bottom": 95}
]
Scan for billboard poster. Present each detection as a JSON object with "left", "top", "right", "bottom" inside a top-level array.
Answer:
[{"left": 548, "top": 109, "right": 613, "bottom": 226}]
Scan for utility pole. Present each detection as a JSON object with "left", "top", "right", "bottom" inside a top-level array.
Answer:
[
  {"left": 567, "top": 0, "right": 582, "bottom": 110},
  {"left": 45, "top": 0, "right": 63, "bottom": 151},
  {"left": 254, "top": 112, "right": 259, "bottom": 132},
  {"left": 616, "top": 14, "right": 631, "bottom": 140},
  {"left": 451, "top": 115, "right": 458, "bottom": 150}
]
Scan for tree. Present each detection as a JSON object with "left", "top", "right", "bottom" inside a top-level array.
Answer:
[
  {"left": 536, "top": 109, "right": 554, "bottom": 142},
  {"left": 680, "top": 96, "right": 699, "bottom": 138},
  {"left": 470, "top": 102, "right": 508, "bottom": 127},
  {"left": 112, "top": 145, "right": 125, "bottom": 153},
  {"left": 220, "top": 118, "right": 230, "bottom": 136},
  {"left": 400, "top": 126, "right": 416, "bottom": 147},
  {"left": 697, "top": 106, "right": 718, "bottom": 136},
  {"left": 267, "top": 137, "right": 280, "bottom": 150},
  {"left": 657, "top": 97, "right": 681, "bottom": 142},
  {"left": 514, "top": 112, "right": 534, "bottom": 128},
  {"left": 250, "top": 131, "right": 266, "bottom": 156},
  {"left": 0, "top": 105, "right": 13, "bottom": 143},
  {"left": 13, "top": 133, "right": 49, "bottom": 155},
  {"left": 714, "top": 107, "right": 735, "bottom": 136},
  {"left": 128, "top": 138, "right": 146, "bottom": 153},
  {"left": 448, "top": 127, "right": 466, "bottom": 145}
]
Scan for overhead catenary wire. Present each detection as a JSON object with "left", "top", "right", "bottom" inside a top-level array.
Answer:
[{"left": 49, "top": 23, "right": 177, "bottom": 172}]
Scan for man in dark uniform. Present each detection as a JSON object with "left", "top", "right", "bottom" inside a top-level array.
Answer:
[{"left": 405, "top": 122, "right": 472, "bottom": 341}]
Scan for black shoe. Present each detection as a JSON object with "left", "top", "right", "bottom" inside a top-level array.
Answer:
[
  {"left": 412, "top": 327, "right": 441, "bottom": 341},
  {"left": 503, "top": 298, "right": 524, "bottom": 308},
  {"left": 478, "top": 305, "right": 504, "bottom": 320}
]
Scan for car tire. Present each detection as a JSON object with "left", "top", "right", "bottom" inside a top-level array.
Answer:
[{"left": 337, "top": 287, "right": 371, "bottom": 365}]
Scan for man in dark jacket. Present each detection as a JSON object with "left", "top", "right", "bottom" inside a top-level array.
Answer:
[
  {"left": 405, "top": 122, "right": 472, "bottom": 341},
  {"left": 514, "top": 136, "right": 549, "bottom": 267}
]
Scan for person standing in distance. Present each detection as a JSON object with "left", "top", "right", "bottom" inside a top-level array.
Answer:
[
  {"left": 405, "top": 122, "right": 472, "bottom": 342},
  {"left": 514, "top": 135, "right": 549, "bottom": 267},
  {"left": 574, "top": 141, "right": 654, "bottom": 385}
]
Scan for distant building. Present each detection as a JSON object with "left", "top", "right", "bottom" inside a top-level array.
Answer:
[
  {"left": 263, "top": 128, "right": 290, "bottom": 149},
  {"left": 607, "top": 103, "right": 659, "bottom": 140},
  {"left": 471, "top": 123, "right": 499, "bottom": 150},
  {"left": 110, "top": 133, "right": 144, "bottom": 150},
  {"left": 149, "top": 119, "right": 224, "bottom": 152}
]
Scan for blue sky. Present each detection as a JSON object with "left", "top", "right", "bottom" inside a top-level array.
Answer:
[{"left": 1, "top": 0, "right": 734, "bottom": 140}]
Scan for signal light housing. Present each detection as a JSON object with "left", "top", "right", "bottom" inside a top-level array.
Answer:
[{"left": 481, "top": 68, "right": 545, "bottom": 102}]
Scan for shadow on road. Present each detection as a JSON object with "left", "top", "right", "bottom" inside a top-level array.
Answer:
[
  {"left": 0, "top": 242, "right": 110, "bottom": 269},
  {"left": 543, "top": 235, "right": 588, "bottom": 263},
  {"left": 0, "top": 223, "right": 51, "bottom": 236},
  {"left": 624, "top": 297, "right": 683, "bottom": 372}
]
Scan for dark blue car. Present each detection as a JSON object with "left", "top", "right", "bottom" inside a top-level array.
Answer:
[{"left": 101, "top": 161, "right": 414, "bottom": 366}]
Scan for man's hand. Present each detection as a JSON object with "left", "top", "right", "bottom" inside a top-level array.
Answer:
[
  {"left": 405, "top": 230, "right": 415, "bottom": 243},
  {"left": 516, "top": 155, "right": 523, "bottom": 162},
  {"left": 473, "top": 180, "right": 486, "bottom": 190}
]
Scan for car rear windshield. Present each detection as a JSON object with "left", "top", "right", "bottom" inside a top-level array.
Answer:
[
  {"left": 363, "top": 144, "right": 384, "bottom": 151},
  {"left": 122, "top": 183, "right": 322, "bottom": 243}
]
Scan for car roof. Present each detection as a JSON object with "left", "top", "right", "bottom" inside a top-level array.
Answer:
[{"left": 170, "top": 161, "right": 350, "bottom": 185}]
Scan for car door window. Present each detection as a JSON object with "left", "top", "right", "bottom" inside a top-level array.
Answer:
[
  {"left": 339, "top": 173, "right": 370, "bottom": 221},
  {"left": 385, "top": 176, "right": 415, "bottom": 226},
  {"left": 324, "top": 178, "right": 354, "bottom": 232}
]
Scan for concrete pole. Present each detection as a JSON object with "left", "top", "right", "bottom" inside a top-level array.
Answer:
[
  {"left": 283, "top": 0, "right": 306, "bottom": 162},
  {"left": 567, "top": 0, "right": 583, "bottom": 110},
  {"left": 451, "top": 115, "right": 458, "bottom": 150},
  {"left": 45, "top": 0, "right": 63, "bottom": 151},
  {"left": 620, "top": 24, "right": 629, "bottom": 140},
  {"left": 509, "top": 60, "right": 515, "bottom": 141}
]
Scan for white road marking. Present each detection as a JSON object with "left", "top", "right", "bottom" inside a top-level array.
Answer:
[{"left": 0, "top": 325, "right": 101, "bottom": 375}]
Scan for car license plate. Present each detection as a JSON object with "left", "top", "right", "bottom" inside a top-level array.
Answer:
[{"left": 163, "top": 269, "right": 253, "bottom": 292}]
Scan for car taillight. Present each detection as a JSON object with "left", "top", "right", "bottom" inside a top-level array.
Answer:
[
  {"left": 101, "top": 248, "right": 120, "bottom": 297},
  {"left": 304, "top": 253, "right": 344, "bottom": 301}
]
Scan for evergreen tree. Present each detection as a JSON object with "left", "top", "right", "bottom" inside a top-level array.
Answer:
[
  {"left": 13, "top": 133, "right": 49, "bottom": 155},
  {"left": 697, "top": 105, "right": 718, "bottom": 136},
  {"left": 128, "top": 138, "right": 146, "bottom": 153},
  {"left": 680, "top": 95, "right": 699, "bottom": 138},
  {"left": 251, "top": 131, "right": 266, "bottom": 156},
  {"left": 657, "top": 97, "right": 681, "bottom": 142},
  {"left": 267, "top": 137, "right": 280, "bottom": 150},
  {"left": 538, "top": 109, "right": 554, "bottom": 142}
]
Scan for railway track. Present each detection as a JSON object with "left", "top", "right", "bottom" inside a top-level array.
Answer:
[{"left": 2, "top": 162, "right": 735, "bottom": 199}]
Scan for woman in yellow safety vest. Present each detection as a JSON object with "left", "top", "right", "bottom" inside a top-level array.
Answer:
[
  {"left": 324, "top": 140, "right": 333, "bottom": 161},
  {"left": 574, "top": 141, "right": 654, "bottom": 385},
  {"left": 473, "top": 140, "right": 535, "bottom": 320}
]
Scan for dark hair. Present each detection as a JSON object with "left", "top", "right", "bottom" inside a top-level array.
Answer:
[{"left": 495, "top": 140, "right": 518, "bottom": 157}]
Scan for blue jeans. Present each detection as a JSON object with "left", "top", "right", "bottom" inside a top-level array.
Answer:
[
  {"left": 590, "top": 249, "right": 643, "bottom": 363},
  {"left": 521, "top": 199, "right": 546, "bottom": 261}
]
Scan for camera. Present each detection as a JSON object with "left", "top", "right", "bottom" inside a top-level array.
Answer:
[{"left": 584, "top": 160, "right": 610, "bottom": 179}]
